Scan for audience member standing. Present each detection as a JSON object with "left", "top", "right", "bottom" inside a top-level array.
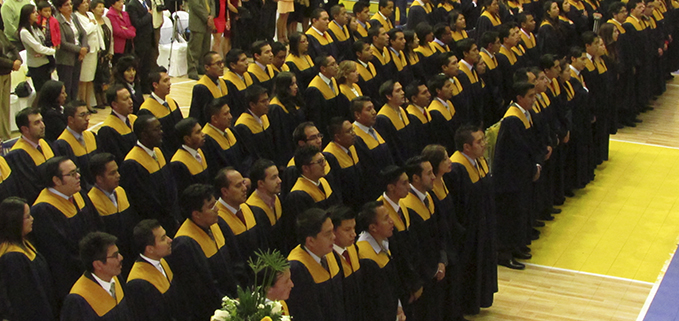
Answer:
[
  {"left": 186, "top": 0, "right": 215, "bottom": 80},
  {"left": 106, "top": 0, "right": 136, "bottom": 64},
  {"left": 111, "top": 55, "right": 143, "bottom": 114},
  {"left": 91, "top": 0, "right": 113, "bottom": 110},
  {"left": 17, "top": 4, "right": 54, "bottom": 92},
  {"left": 73, "top": 0, "right": 101, "bottom": 111},
  {"left": 54, "top": 0, "right": 89, "bottom": 102},
  {"left": 0, "top": 21, "right": 21, "bottom": 141},
  {"left": 126, "top": 0, "right": 155, "bottom": 93},
  {"left": 1, "top": 0, "right": 32, "bottom": 49}
]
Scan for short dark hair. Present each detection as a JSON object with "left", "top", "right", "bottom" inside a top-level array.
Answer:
[
  {"left": 581, "top": 31, "right": 599, "bottom": 46},
  {"left": 225, "top": 48, "right": 245, "bottom": 71},
  {"left": 353, "top": 1, "right": 369, "bottom": 14},
  {"left": 379, "top": 80, "right": 396, "bottom": 101},
  {"left": 357, "top": 201, "right": 383, "bottom": 232},
  {"left": 404, "top": 155, "right": 427, "bottom": 181},
  {"left": 329, "top": 205, "right": 355, "bottom": 230},
  {"left": 246, "top": 85, "right": 268, "bottom": 107},
  {"left": 205, "top": 97, "right": 229, "bottom": 122},
  {"left": 42, "top": 156, "right": 70, "bottom": 188},
  {"left": 539, "top": 53, "right": 558, "bottom": 70},
  {"left": 568, "top": 46, "right": 586, "bottom": 60},
  {"left": 609, "top": 1, "right": 626, "bottom": 15},
  {"left": 378, "top": 0, "right": 391, "bottom": 9},
  {"left": 353, "top": 39, "right": 368, "bottom": 56},
  {"left": 330, "top": 4, "right": 344, "bottom": 18},
  {"left": 479, "top": 31, "right": 499, "bottom": 49},
  {"left": 0, "top": 197, "right": 28, "bottom": 245},
  {"left": 513, "top": 67, "right": 531, "bottom": 83},
  {"left": 350, "top": 96, "right": 372, "bottom": 120},
  {"left": 250, "top": 159, "right": 276, "bottom": 190},
  {"left": 405, "top": 80, "right": 424, "bottom": 101},
  {"left": 455, "top": 124, "right": 481, "bottom": 152},
  {"left": 297, "top": 208, "right": 330, "bottom": 244},
  {"left": 327, "top": 117, "right": 347, "bottom": 138},
  {"left": 89, "top": 153, "right": 116, "bottom": 179},
  {"left": 294, "top": 145, "right": 321, "bottom": 172},
  {"left": 415, "top": 22, "right": 433, "bottom": 46},
  {"left": 456, "top": 38, "right": 476, "bottom": 59},
  {"left": 79, "top": 232, "right": 118, "bottom": 273},
  {"left": 421, "top": 144, "right": 448, "bottom": 174},
  {"left": 36, "top": 0, "right": 52, "bottom": 10},
  {"left": 202, "top": 51, "right": 220, "bottom": 67},
  {"left": 315, "top": 55, "right": 332, "bottom": 68},
  {"left": 52, "top": 0, "right": 70, "bottom": 9},
  {"left": 133, "top": 114, "right": 157, "bottom": 139},
  {"left": 15, "top": 107, "right": 40, "bottom": 131},
  {"left": 433, "top": 23, "right": 449, "bottom": 40},
  {"left": 311, "top": 7, "right": 327, "bottom": 21},
  {"left": 427, "top": 74, "right": 450, "bottom": 96},
  {"left": 293, "top": 121, "right": 316, "bottom": 145},
  {"left": 387, "top": 28, "right": 403, "bottom": 47},
  {"left": 64, "top": 100, "right": 87, "bottom": 118},
  {"left": 516, "top": 12, "right": 532, "bottom": 25},
  {"left": 368, "top": 25, "right": 383, "bottom": 44},
  {"left": 498, "top": 22, "right": 518, "bottom": 44},
  {"left": 175, "top": 117, "right": 199, "bottom": 142},
  {"left": 543, "top": 0, "right": 555, "bottom": 13},
  {"left": 105, "top": 84, "right": 128, "bottom": 106},
  {"left": 513, "top": 81, "right": 535, "bottom": 98},
  {"left": 626, "top": 0, "right": 642, "bottom": 12},
  {"left": 252, "top": 40, "right": 270, "bottom": 57},
  {"left": 271, "top": 41, "right": 287, "bottom": 56},
  {"left": 149, "top": 66, "right": 168, "bottom": 86},
  {"left": 133, "top": 219, "right": 162, "bottom": 255},
  {"left": 179, "top": 184, "right": 215, "bottom": 220},
  {"left": 214, "top": 167, "right": 238, "bottom": 191},
  {"left": 436, "top": 51, "right": 457, "bottom": 72},
  {"left": 380, "top": 165, "right": 405, "bottom": 191}
]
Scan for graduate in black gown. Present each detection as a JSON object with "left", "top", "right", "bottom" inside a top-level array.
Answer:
[
  {"left": 234, "top": 85, "right": 277, "bottom": 162},
  {"left": 61, "top": 232, "right": 132, "bottom": 321},
  {"left": 188, "top": 52, "right": 229, "bottom": 126},
  {"left": 119, "top": 115, "right": 179, "bottom": 237},
  {"left": 0, "top": 156, "right": 20, "bottom": 203},
  {"left": 0, "top": 197, "right": 57, "bottom": 321},
  {"left": 167, "top": 184, "right": 240, "bottom": 320},
  {"left": 330, "top": 206, "right": 364, "bottom": 321},
  {"left": 404, "top": 81, "right": 434, "bottom": 149},
  {"left": 375, "top": 80, "right": 417, "bottom": 165},
  {"left": 201, "top": 98, "right": 254, "bottom": 178},
  {"left": 324, "top": 118, "right": 365, "bottom": 211},
  {"left": 31, "top": 157, "right": 103, "bottom": 304},
  {"left": 517, "top": 13, "right": 540, "bottom": 67},
  {"left": 88, "top": 153, "right": 140, "bottom": 279},
  {"left": 387, "top": 29, "right": 414, "bottom": 88},
  {"left": 476, "top": 0, "right": 503, "bottom": 38},
  {"left": 456, "top": 39, "right": 485, "bottom": 127},
  {"left": 97, "top": 85, "right": 138, "bottom": 165},
  {"left": 5, "top": 108, "right": 55, "bottom": 204},
  {"left": 304, "top": 55, "right": 340, "bottom": 140},
  {"left": 306, "top": 9, "right": 340, "bottom": 60},
  {"left": 286, "top": 208, "right": 346, "bottom": 321},
  {"left": 280, "top": 122, "right": 327, "bottom": 198},
  {"left": 478, "top": 31, "right": 505, "bottom": 127},
  {"left": 328, "top": 5, "right": 353, "bottom": 61},
  {"left": 369, "top": 26, "right": 395, "bottom": 85},
  {"left": 437, "top": 53, "right": 470, "bottom": 126},
  {"left": 538, "top": 1, "right": 569, "bottom": 57},
  {"left": 224, "top": 49, "right": 255, "bottom": 121},
  {"left": 407, "top": 0, "right": 433, "bottom": 30},
  {"left": 126, "top": 219, "right": 180, "bottom": 321},
  {"left": 53, "top": 102, "right": 99, "bottom": 188},
  {"left": 248, "top": 41, "right": 277, "bottom": 92},
  {"left": 496, "top": 23, "right": 524, "bottom": 103},
  {"left": 354, "top": 40, "right": 381, "bottom": 102},
  {"left": 426, "top": 74, "right": 461, "bottom": 153},
  {"left": 269, "top": 72, "right": 305, "bottom": 166},
  {"left": 286, "top": 32, "right": 317, "bottom": 92},
  {"left": 138, "top": 67, "right": 185, "bottom": 157},
  {"left": 247, "top": 159, "right": 286, "bottom": 253},
  {"left": 170, "top": 118, "right": 211, "bottom": 195}
]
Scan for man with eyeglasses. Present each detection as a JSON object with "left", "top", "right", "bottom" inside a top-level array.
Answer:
[
  {"left": 189, "top": 51, "right": 229, "bottom": 126},
  {"left": 31, "top": 156, "right": 103, "bottom": 303},
  {"left": 282, "top": 145, "right": 341, "bottom": 254},
  {"left": 54, "top": 101, "right": 99, "bottom": 188},
  {"left": 62, "top": 231, "right": 131, "bottom": 320},
  {"left": 280, "top": 121, "right": 329, "bottom": 198},
  {"left": 234, "top": 85, "right": 277, "bottom": 164}
]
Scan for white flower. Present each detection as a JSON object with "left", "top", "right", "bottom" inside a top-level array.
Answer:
[
  {"left": 258, "top": 304, "right": 265, "bottom": 309},
  {"left": 281, "top": 316, "right": 292, "bottom": 321},
  {"left": 211, "top": 309, "right": 230, "bottom": 321},
  {"left": 271, "top": 301, "right": 282, "bottom": 314}
]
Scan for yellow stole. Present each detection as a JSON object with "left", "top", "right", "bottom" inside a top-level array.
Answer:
[
  {"left": 569, "top": 68, "right": 585, "bottom": 87},
  {"left": 34, "top": 189, "right": 86, "bottom": 218},
  {"left": 356, "top": 20, "right": 371, "bottom": 37},
  {"left": 102, "top": 114, "right": 137, "bottom": 135},
  {"left": 306, "top": 28, "right": 334, "bottom": 46},
  {"left": 607, "top": 19, "right": 626, "bottom": 34},
  {"left": 451, "top": 77, "right": 463, "bottom": 96},
  {"left": 139, "top": 97, "right": 179, "bottom": 119},
  {"left": 88, "top": 186, "right": 131, "bottom": 216},
  {"left": 287, "top": 245, "right": 340, "bottom": 283},
  {"left": 10, "top": 137, "right": 54, "bottom": 165},
  {"left": 653, "top": 8, "right": 664, "bottom": 22},
  {"left": 371, "top": 12, "right": 394, "bottom": 29},
  {"left": 176, "top": 219, "right": 225, "bottom": 258},
  {"left": 0, "top": 240, "right": 37, "bottom": 261},
  {"left": 452, "top": 30, "right": 468, "bottom": 41},
  {"left": 235, "top": 112, "right": 271, "bottom": 134},
  {"left": 272, "top": 63, "right": 290, "bottom": 73},
  {"left": 338, "top": 245, "right": 361, "bottom": 277},
  {"left": 0, "top": 156, "right": 10, "bottom": 183},
  {"left": 625, "top": 16, "right": 645, "bottom": 31},
  {"left": 414, "top": 42, "right": 436, "bottom": 57},
  {"left": 563, "top": 81, "right": 575, "bottom": 101},
  {"left": 197, "top": 75, "right": 228, "bottom": 98},
  {"left": 290, "top": 177, "right": 334, "bottom": 202},
  {"left": 202, "top": 125, "right": 238, "bottom": 150},
  {"left": 285, "top": 54, "right": 314, "bottom": 72},
  {"left": 246, "top": 191, "right": 282, "bottom": 226},
  {"left": 427, "top": 98, "right": 456, "bottom": 120},
  {"left": 389, "top": 49, "right": 407, "bottom": 71},
  {"left": 458, "top": 61, "right": 479, "bottom": 83},
  {"left": 328, "top": 21, "right": 350, "bottom": 41},
  {"left": 585, "top": 57, "right": 596, "bottom": 72},
  {"left": 450, "top": 151, "right": 488, "bottom": 183},
  {"left": 595, "top": 57, "right": 608, "bottom": 74},
  {"left": 270, "top": 97, "right": 299, "bottom": 114},
  {"left": 401, "top": 192, "right": 435, "bottom": 221},
  {"left": 127, "top": 259, "right": 174, "bottom": 293},
  {"left": 224, "top": 71, "right": 254, "bottom": 91},
  {"left": 559, "top": 16, "right": 574, "bottom": 25},
  {"left": 511, "top": 44, "right": 526, "bottom": 57},
  {"left": 378, "top": 105, "right": 410, "bottom": 130},
  {"left": 352, "top": 123, "right": 387, "bottom": 149},
  {"left": 568, "top": 0, "right": 586, "bottom": 11},
  {"left": 503, "top": 105, "right": 532, "bottom": 128},
  {"left": 431, "top": 177, "right": 450, "bottom": 201},
  {"left": 377, "top": 195, "right": 410, "bottom": 231},
  {"left": 248, "top": 63, "right": 276, "bottom": 83},
  {"left": 411, "top": 0, "right": 433, "bottom": 13},
  {"left": 430, "top": 41, "right": 449, "bottom": 53},
  {"left": 371, "top": 45, "right": 392, "bottom": 66},
  {"left": 70, "top": 275, "right": 124, "bottom": 317},
  {"left": 356, "top": 240, "right": 390, "bottom": 268},
  {"left": 548, "top": 78, "right": 561, "bottom": 96},
  {"left": 323, "top": 142, "right": 359, "bottom": 169},
  {"left": 406, "top": 104, "right": 431, "bottom": 124},
  {"left": 339, "top": 83, "right": 363, "bottom": 101},
  {"left": 481, "top": 10, "right": 502, "bottom": 26},
  {"left": 533, "top": 92, "right": 551, "bottom": 113},
  {"left": 406, "top": 52, "right": 420, "bottom": 65},
  {"left": 499, "top": 45, "right": 517, "bottom": 65},
  {"left": 216, "top": 202, "right": 257, "bottom": 235},
  {"left": 308, "top": 75, "right": 339, "bottom": 100},
  {"left": 520, "top": 31, "right": 536, "bottom": 49},
  {"left": 124, "top": 146, "right": 167, "bottom": 174},
  {"left": 170, "top": 148, "right": 208, "bottom": 175},
  {"left": 356, "top": 61, "right": 377, "bottom": 82},
  {"left": 57, "top": 129, "right": 97, "bottom": 157},
  {"left": 479, "top": 51, "right": 498, "bottom": 70}
]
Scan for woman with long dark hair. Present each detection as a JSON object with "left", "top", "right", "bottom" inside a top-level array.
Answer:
[
  {"left": 0, "top": 197, "right": 56, "bottom": 321},
  {"left": 35, "top": 80, "right": 68, "bottom": 142},
  {"left": 269, "top": 71, "right": 304, "bottom": 165},
  {"left": 538, "top": 0, "right": 567, "bottom": 57},
  {"left": 285, "top": 32, "right": 316, "bottom": 91},
  {"left": 111, "top": 55, "right": 143, "bottom": 113},
  {"left": 599, "top": 22, "right": 623, "bottom": 131},
  {"left": 54, "top": 0, "right": 89, "bottom": 102},
  {"left": 18, "top": 4, "right": 56, "bottom": 92}
]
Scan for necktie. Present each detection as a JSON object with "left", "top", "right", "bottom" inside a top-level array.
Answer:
[
  {"left": 77, "top": 136, "right": 85, "bottom": 146},
  {"left": 423, "top": 194, "right": 430, "bottom": 209},
  {"left": 347, "top": 149, "right": 355, "bottom": 165},
  {"left": 151, "top": 152, "right": 158, "bottom": 162},
  {"left": 69, "top": 196, "right": 79, "bottom": 211},
  {"left": 235, "top": 208, "right": 247, "bottom": 226},
  {"left": 36, "top": 144, "right": 44, "bottom": 156},
  {"left": 318, "top": 182, "right": 326, "bottom": 196},
  {"left": 125, "top": 118, "right": 132, "bottom": 129},
  {"left": 195, "top": 152, "right": 202, "bottom": 164},
  {"left": 397, "top": 207, "right": 406, "bottom": 225},
  {"left": 368, "top": 128, "right": 378, "bottom": 141},
  {"left": 341, "top": 251, "right": 352, "bottom": 269},
  {"left": 109, "top": 283, "right": 117, "bottom": 300},
  {"left": 110, "top": 190, "right": 118, "bottom": 209},
  {"left": 328, "top": 80, "right": 335, "bottom": 94},
  {"left": 141, "top": 0, "right": 148, "bottom": 10},
  {"left": 320, "top": 256, "right": 329, "bottom": 272},
  {"left": 162, "top": 101, "right": 170, "bottom": 111}
]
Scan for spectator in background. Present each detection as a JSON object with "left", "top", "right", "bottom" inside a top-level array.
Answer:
[
  {"left": 37, "top": 1, "right": 61, "bottom": 53},
  {"left": 0, "top": 26, "right": 21, "bottom": 140},
  {"left": 212, "top": 0, "right": 240, "bottom": 57},
  {"left": 186, "top": 0, "right": 215, "bottom": 80},
  {"left": 19, "top": 4, "right": 56, "bottom": 93},
  {"left": 111, "top": 55, "right": 143, "bottom": 113},
  {"left": 54, "top": 0, "right": 89, "bottom": 102},
  {"left": 126, "top": 0, "right": 155, "bottom": 94},
  {"left": 74, "top": 0, "right": 103, "bottom": 113},
  {"left": 106, "top": 0, "right": 136, "bottom": 64},
  {"left": 1, "top": 0, "right": 32, "bottom": 49},
  {"left": 91, "top": 0, "right": 113, "bottom": 109}
]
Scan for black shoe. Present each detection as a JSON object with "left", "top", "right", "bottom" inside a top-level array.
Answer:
[
  {"left": 188, "top": 74, "right": 200, "bottom": 80},
  {"left": 88, "top": 108, "right": 98, "bottom": 114},
  {"left": 520, "top": 245, "right": 531, "bottom": 253},
  {"left": 550, "top": 207, "right": 562, "bottom": 214},
  {"left": 94, "top": 105, "right": 106, "bottom": 109},
  {"left": 633, "top": 118, "right": 643, "bottom": 123},
  {"left": 624, "top": 121, "right": 637, "bottom": 127},
  {"left": 512, "top": 251, "right": 532, "bottom": 260},
  {"left": 530, "top": 228, "right": 540, "bottom": 240},
  {"left": 533, "top": 220, "right": 545, "bottom": 227},
  {"left": 539, "top": 214, "right": 555, "bottom": 221},
  {"left": 565, "top": 190, "right": 575, "bottom": 197},
  {"left": 554, "top": 198, "right": 565, "bottom": 206},
  {"left": 499, "top": 258, "right": 525, "bottom": 270},
  {"left": 643, "top": 106, "right": 654, "bottom": 112}
]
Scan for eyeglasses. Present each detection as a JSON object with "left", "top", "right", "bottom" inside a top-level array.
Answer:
[
  {"left": 104, "top": 251, "right": 121, "bottom": 260},
  {"left": 76, "top": 111, "right": 91, "bottom": 117},
  {"left": 62, "top": 168, "right": 81, "bottom": 178},
  {"left": 309, "top": 157, "right": 326, "bottom": 166},
  {"left": 306, "top": 133, "right": 324, "bottom": 141},
  {"left": 209, "top": 60, "right": 225, "bottom": 66}
]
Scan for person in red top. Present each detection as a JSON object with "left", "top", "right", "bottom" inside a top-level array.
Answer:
[
  {"left": 37, "top": 1, "right": 61, "bottom": 49},
  {"left": 106, "top": 0, "right": 136, "bottom": 64}
]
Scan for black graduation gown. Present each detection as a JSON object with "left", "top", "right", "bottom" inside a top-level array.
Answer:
[
  {"left": 0, "top": 156, "right": 20, "bottom": 203},
  {"left": 215, "top": 202, "right": 270, "bottom": 265},
  {"left": 97, "top": 114, "right": 138, "bottom": 165},
  {"left": 457, "top": 61, "right": 485, "bottom": 126},
  {"left": 201, "top": 124, "right": 254, "bottom": 178},
  {"left": 43, "top": 107, "right": 67, "bottom": 143},
  {"left": 405, "top": 104, "right": 434, "bottom": 152},
  {"left": 169, "top": 147, "right": 211, "bottom": 196},
  {"left": 5, "top": 137, "right": 55, "bottom": 204},
  {"left": 323, "top": 142, "right": 364, "bottom": 211},
  {"left": 567, "top": 70, "right": 594, "bottom": 188},
  {"left": 167, "top": 220, "right": 239, "bottom": 320},
  {"left": 286, "top": 245, "right": 346, "bottom": 321},
  {"left": 280, "top": 156, "right": 337, "bottom": 200},
  {"left": 518, "top": 31, "right": 539, "bottom": 68},
  {"left": 285, "top": 54, "right": 317, "bottom": 92},
  {"left": 60, "top": 273, "right": 132, "bottom": 321},
  {"left": 475, "top": 11, "right": 502, "bottom": 40},
  {"left": 388, "top": 49, "right": 415, "bottom": 91},
  {"left": 305, "top": 29, "right": 339, "bottom": 60},
  {"left": 268, "top": 97, "right": 303, "bottom": 166},
  {"left": 246, "top": 191, "right": 284, "bottom": 254},
  {"left": 427, "top": 98, "right": 461, "bottom": 153},
  {"left": 496, "top": 45, "right": 521, "bottom": 103},
  {"left": 328, "top": 22, "right": 353, "bottom": 61},
  {"left": 355, "top": 60, "right": 380, "bottom": 102},
  {"left": 248, "top": 63, "right": 276, "bottom": 92},
  {"left": 31, "top": 189, "right": 103, "bottom": 303},
  {"left": 371, "top": 45, "right": 395, "bottom": 87},
  {"left": 479, "top": 51, "right": 504, "bottom": 127},
  {"left": 336, "top": 245, "right": 364, "bottom": 321},
  {"left": 537, "top": 19, "right": 566, "bottom": 57},
  {"left": 303, "top": 75, "right": 340, "bottom": 140},
  {"left": 234, "top": 112, "right": 277, "bottom": 162},
  {"left": 223, "top": 71, "right": 254, "bottom": 120},
  {"left": 125, "top": 257, "right": 180, "bottom": 321},
  {"left": 414, "top": 43, "right": 438, "bottom": 80},
  {"left": 0, "top": 241, "right": 56, "bottom": 321},
  {"left": 53, "top": 129, "right": 99, "bottom": 188},
  {"left": 406, "top": 2, "right": 433, "bottom": 30},
  {"left": 356, "top": 237, "right": 400, "bottom": 321},
  {"left": 88, "top": 186, "right": 140, "bottom": 280},
  {"left": 352, "top": 124, "right": 396, "bottom": 201},
  {"left": 189, "top": 75, "right": 229, "bottom": 125},
  {"left": 138, "top": 97, "right": 184, "bottom": 158},
  {"left": 119, "top": 146, "right": 179, "bottom": 236},
  {"left": 374, "top": 105, "right": 417, "bottom": 165}
]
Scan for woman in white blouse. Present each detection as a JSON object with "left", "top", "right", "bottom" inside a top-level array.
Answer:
[
  {"left": 17, "top": 4, "right": 56, "bottom": 92},
  {"left": 73, "top": 0, "right": 103, "bottom": 111}
]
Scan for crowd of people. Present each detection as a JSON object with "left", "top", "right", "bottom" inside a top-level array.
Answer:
[{"left": 0, "top": 0, "right": 677, "bottom": 319}]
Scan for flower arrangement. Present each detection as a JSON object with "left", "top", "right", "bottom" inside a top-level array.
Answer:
[{"left": 211, "top": 250, "right": 291, "bottom": 321}]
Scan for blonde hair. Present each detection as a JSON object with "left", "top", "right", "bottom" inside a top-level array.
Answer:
[{"left": 336, "top": 60, "right": 357, "bottom": 84}]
